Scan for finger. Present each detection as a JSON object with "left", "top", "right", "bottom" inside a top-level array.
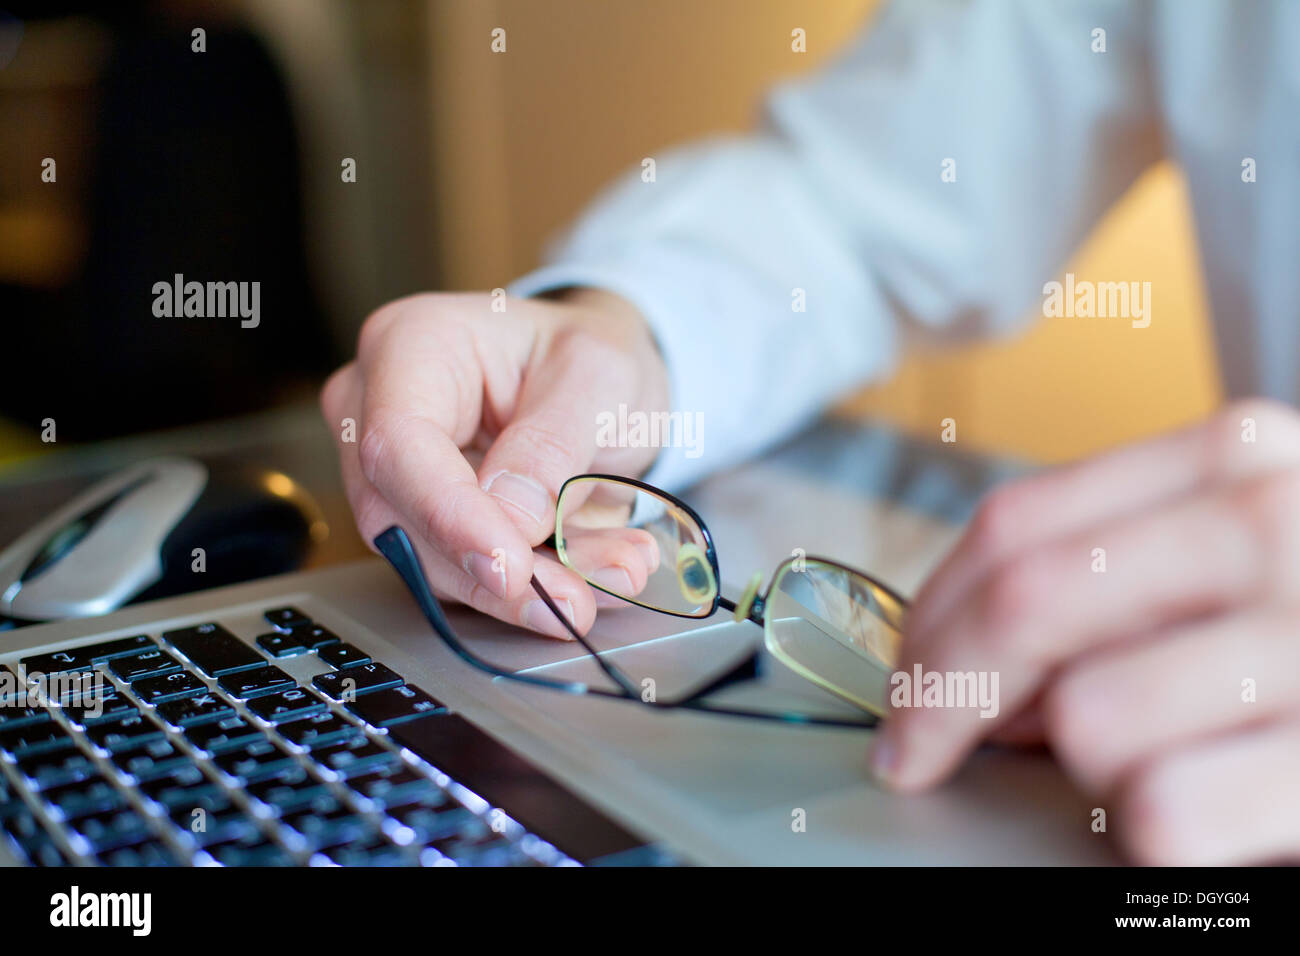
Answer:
[
  {"left": 1117, "top": 718, "right": 1300, "bottom": 865},
  {"left": 414, "top": 538, "right": 600, "bottom": 641},
  {"left": 875, "top": 471, "right": 1300, "bottom": 791},
  {"left": 1045, "top": 603, "right": 1300, "bottom": 794},
  {"left": 335, "top": 413, "right": 598, "bottom": 639},
  {"left": 560, "top": 527, "right": 660, "bottom": 597},
  {"left": 478, "top": 328, "right": 641, "bottom": 543},
  {"left": 356, "top": 315, "right": 536, "bottom": 600},
  {"left": 909, "top": 399, "right": 1300, "bottom": 643}
]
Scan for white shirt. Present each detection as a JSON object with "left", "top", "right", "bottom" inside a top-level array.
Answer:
[{"left": 511, "top": 0, "right": 1300, "bottom": 490}]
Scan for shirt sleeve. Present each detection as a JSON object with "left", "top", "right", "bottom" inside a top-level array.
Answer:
[{"left": 509, "top": 0, "right": 1162, "bottom": 491}]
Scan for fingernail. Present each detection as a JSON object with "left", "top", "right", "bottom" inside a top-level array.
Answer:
[
  {"left": 589, "top": 565, "right": 634, "bottom": 597},
  {"left": 869, "top": 733, "right": 900, "bottom": 787},
  {"left": 463, "top": 551, "right": 509, "bottom": 600},
  {"left": 485, "top": 471, "right": 551, "bottom": 526},
  {"left": 523, "top": 598, "right": 576, "bottom": 641}
]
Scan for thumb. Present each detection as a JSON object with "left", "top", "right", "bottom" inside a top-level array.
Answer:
[{"left": 477, "top": 330, "right": 629, "bottom": 544}]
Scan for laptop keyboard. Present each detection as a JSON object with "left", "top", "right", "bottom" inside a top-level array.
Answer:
[{"left": 0, "top": 606, "right": 577, "bottom": 867}]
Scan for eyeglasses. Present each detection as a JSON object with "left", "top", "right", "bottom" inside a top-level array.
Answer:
[{"left": 375, "top": 474, "right": 909, "bottom": 729}]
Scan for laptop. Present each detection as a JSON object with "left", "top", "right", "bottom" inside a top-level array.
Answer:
[{"left": 0, "top": 426, "right": 1112, "bottom": 866}]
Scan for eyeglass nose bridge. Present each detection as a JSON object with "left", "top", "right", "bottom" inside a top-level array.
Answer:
[{"left": 730, "top": 570, "right": 766, "bottom": 625}]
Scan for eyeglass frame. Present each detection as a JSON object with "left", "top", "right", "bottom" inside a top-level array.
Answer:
[{"left": 375, "top": 473, "right": 911, "bottom": 729}]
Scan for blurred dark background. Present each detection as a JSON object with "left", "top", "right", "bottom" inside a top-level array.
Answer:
[
  {"left": 0, "top": 0, "right": 441, "bottom": 447},
  {"left": 0, "top": 0, "right": 1217, "bottom": 470}
]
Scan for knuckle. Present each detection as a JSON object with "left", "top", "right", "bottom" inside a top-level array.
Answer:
[
  {"left": 552, "top": 327, "right": 634, "bottom": 381},
  {"left": 506, "top": 419, "right": 576, "bottom": 472},
  {"left": 357, "top": 293, "right": 467, "bottom": 358}
]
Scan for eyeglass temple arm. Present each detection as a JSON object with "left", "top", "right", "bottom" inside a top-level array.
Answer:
[
  {"left": 373, "top": 526, "right": 590, "bottom": 695},
  {"left": 528, "top": 576, "right": 641, "bottom": 698}
]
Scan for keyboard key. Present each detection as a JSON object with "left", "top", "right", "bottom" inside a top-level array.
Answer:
[
  {"left": 346, "top": 765, "right": 443, "bottom": 809},
  {"left": 44, "top": 777, "right": 124, "bottom": 820},
  {"left": 245, "top": 687, "right": 326, "bottom": 724},
  {"left": 163, "top": 623, "right": 266, "bottom": 676},
  {"left": 156, "top": 692, "right": 233, "bottom": 728},
  {"left": 277, "top": 712, "right": 360, "bottom": 750},
  {"left": 99, "top": 840, "right": 180, "bottom": 867},
  {"left": 0, "top": 721, "right": 74, "bottom": 758},
  {"left": 255, "top": 632, "right": 310, "bottom": 658},
  {"left": 257, "top": 624, "right": 340, "bottom": 658},
  {"left": 109, "top": 650, "right": 182, "bottom": 682},
  {"left": 2, "top": 804, "right": 41, "bottom": 841},
  {"left": 323, "top": 836, "right": 409, "bottom": 866},
  {"left": 62, "top": 695, "right": 138, "bottom": 727},
  {"left": 131, "top": 670, "right": 208, "bottom": 705},
  {"left": 166, "top": 787, "right": 228, "bottom": 826},
  {"left": 175, "top": 801, "right": 261, "bottom": 848},
  {"left": 264, "top": 607, "right": 311, "bottom": 629},
  {"left": 15, "top": 746, "right": 97, "bottom": 790},
  {"left": 432, "top": 825, "right": 520, "bottom": 866},
  {"left": 84, "top": 714, "right": 165, "bottom": 753},
  {"left": 139, "top": 765, "right": 224, "bottom": 809},
  {"left": 110, "top": 738, "right": 191, "bottom": 781},
  {"left": 3, "top": 808, "right": 64, "bottom": 866},
  {"left": 217, "top": 666, "right": 294, "bottom": 699},
  {"left": 73, "top": 807, "right": 156, "bottom": 853},
  {"left": 346, "top": 685, "right": 446, "bottom": 728},
  {"left": 21, "top": 635, "right": 154, "bottom": 675},
  {"left": 0, "top": 703, "right": 53, "bottom": 731},
  {"left": 291, "top": 625, "right": 340, "bottom": 649},
  {"left": 385, "top": 799, "right": 478, "bottom": 843},
  {"left": 311, "top": 737, "right": 400, "bottom": 777},
  {"left": 212, "top": 738, "right": 297, "bottom": 783},
  {"left": 317, "top": 642, "right": 371, "bottom": 669},
  {"left": 184, "top": 716, "right": 264, "bottom": 754},
  {"left": 205, "top": 836, "right": 294, "bottom": 867},
  {"left": 283, "top": 801, "right": 372, "bottom": 849},
  {"left": 246, "top": 767, "right": 332, "bottom": 814},
  {"left": 313, "top": 662, "right": 403, "bottom": 700},
  {"left": 46, "top": 672, "right": 115, "bottom": 707}
]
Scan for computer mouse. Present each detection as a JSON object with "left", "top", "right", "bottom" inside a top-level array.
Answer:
[{"left": 0, "top": 456, "right": 327, "bottom": 624}]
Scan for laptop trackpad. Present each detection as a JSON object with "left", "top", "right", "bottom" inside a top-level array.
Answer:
[
  {"left": 504, "top": 621, "right": 1102, "bottom": 864},
  {"left": 511, "top": 621, "right": 875, "bottom": 816}
]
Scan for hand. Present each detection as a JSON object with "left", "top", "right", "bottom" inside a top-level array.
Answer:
[
  {"left": 320, "top": 288, "right": 669, "bottom": 639},
  {"left": 873, "top": 399, "right": 1300, "bottom": 865}
]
